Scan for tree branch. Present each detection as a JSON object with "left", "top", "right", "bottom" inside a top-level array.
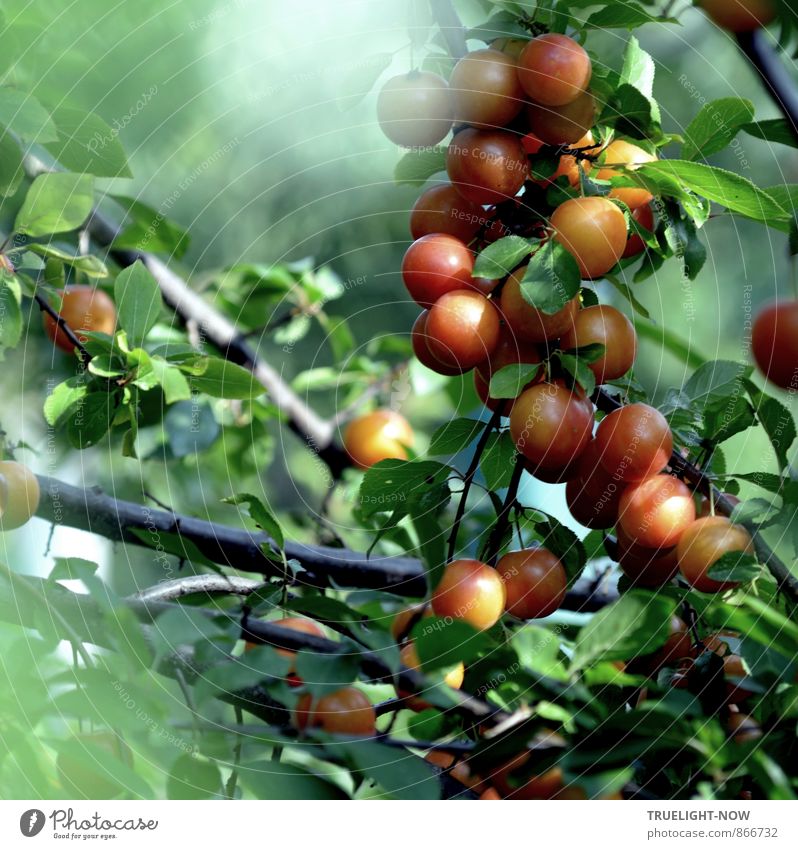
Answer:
[
  {"left": 34, "top": 473, "right": 617, "bottom": 611},
  {"left": 736, "top": 30, "right": 798, "bottom": 143},
  {"left": 22, "top": 154, "right": 349, "bottom": 476}
]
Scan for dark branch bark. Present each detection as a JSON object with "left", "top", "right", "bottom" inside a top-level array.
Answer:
[
  {"left": 35, "top": 473, "right": 617, "bottom": 610},
  {"left": 737, "top": 30, "right": 798, "bottom": 143}
]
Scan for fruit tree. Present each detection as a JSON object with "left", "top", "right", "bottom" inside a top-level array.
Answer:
[{"left": 0, "top": 0, "right": 798, "bottom": 805}]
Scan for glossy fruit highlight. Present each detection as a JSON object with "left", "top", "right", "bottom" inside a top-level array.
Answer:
[{"left": 343, "top": 410, "right": 413, "bottom": 469}]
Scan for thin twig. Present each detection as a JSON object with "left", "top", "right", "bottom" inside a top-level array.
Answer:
[{"left": 447, "top": 406, "right": 504, "bottom": 562}]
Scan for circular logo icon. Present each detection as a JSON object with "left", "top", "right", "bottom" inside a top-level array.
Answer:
[{"left": 19, "top": 810, "right": 46, "bottom": 837}]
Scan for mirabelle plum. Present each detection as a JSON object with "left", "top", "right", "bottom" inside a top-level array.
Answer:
[
  {"left": 402, "top": 233, "right": 475, "bottom": 307},
  {"left": 751, "top": 301, "right": 798, "bottom": 391},
  {"left": 699, "top": 0, "right": 776, "bottom": 32},
  {"left": 446, "top": 128, "right": 528, "bottom": 205},
  {"left": 517, "top": 34, "right": 592, "bottom": 106},
  {"left": 560, "top": 304, "right": 637, "bottom": 383},
  {"left": 498, "top": 548, "right": 568, "bottom": 619},
  {"left": 595, "top": 403, "right": 673, "bottom": 482},
  {"left": 410, "top": 184, "right": 486, "bottom": 243},
  {"left": 595, "top": 139, "right": 658, "bottom": 209},
  {"left": 509, "top": 381, "right": 594, "bottom": 470},
  {"left": 294, "top": 687, "right": 376, "bottom": 735},
  {"left": 449, "top": 48, "right": 524, "bottom": 128},
  {"left": 526, "top": 90, "right": 596, "bottom": 146},
  {"left": 426, "top": 289, "right": 501, "bottom": 370},
  {"left": 43, "top": 286, "right": 117, "bottom": 353},
  {"left": 617, "top": 474, "right": 696, "bottom": 549},
  {"left": 411, "top": 311, "right": 463, "bottom": 375},
  {"left": 0, "top": 460, "right": 40, "bottom": 530},
  {"left": 377, "top": 71, "right": 453, "bottom": 147},
  {"left": 551, "top": 197, "right": 627, "bottom": 279},
  {"left": 343, "top": 411, "right": 414, "bottom": 469},
  {"left": 676, "top": 516, "right": 753, "bottom": 593},
  {"left": 431, "top": 559, "right": 506, "bottom": 631}
]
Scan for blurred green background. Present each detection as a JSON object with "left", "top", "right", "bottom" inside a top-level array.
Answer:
[{"left": 1, "top": 0, "right": 797, "bottom": 593}]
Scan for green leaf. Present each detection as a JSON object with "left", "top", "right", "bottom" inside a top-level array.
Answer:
[
  {"left": 620, "top": 36, "right": 655, "bottom": 98},
  {"left": 343, "top": 742, "right": 440, "bottom": 800},
  {"left": 745, "top": 380, "right": 796, "bottom": 471},
  {"left": 167, "top": 754, "right": 222, "bottom": 800},
  {"left": 741, "top": 119, "right": 798, "bottom": 150},
  {"left": 0, "top": 273, "right": 23, "bottom": 356},
  {"left": 43, "top": 377, "right": 88, "bottom": 426},
  {"left": 0, "top": 88, "right": 57, "bottom": 141},
  {"left": 222, "top": 492, "right": 284, "bottom": 547},
  {"left": 148, "top": 356, "right": 192, "bottom": 404},
  {"left": 187, "top": 357, "right": 259, "bottom": 399},
  {"left": 26, "top": 242, "right": 108, "bottom": 277},
  {"left": 572, "top": 591, "right": 675, "bottom": 670},
  {"left": 472, "top": 236, "right": 534, "bottom": 279},
  {"left": 44, "top": 107, "right": 132, "bottom": 178},
  {"left": 480, "top": 432, "right": 517, "bottom": 491},
  {"left": 534, "top": 516, "right": 586, "bottom": 586},
  {"left": 638, "top": 160, "right": 789, "bottom": 225},
  {"left": 428, "top": 418, "right": 485, "bottom": 456},
  {"left": 589, "top": 3, "right": 672, "bottom": 30},
  {"left": 556, "top": 351, "right": 596, "bottom": 396},
  {"left": 14, "top": 172, "right": 94, "bottom": 237},
  {"left": 489, "top": 362, "right": 542, "bottom": 399},
  {"left": 519, "top": 241, "right": 581, "bottom": 314},
  {"left": 163, "top": 399, "right": 219, "bottom": 457},
  {"left": 394, "top": 148, "right": 446, "bottom": 186},
  {"left": 707, "top": 552, "right": 761, "bottom": 583},
  {"left": 0, "top": 129, "right": 24, "bottom": 197},
  {"left": 110, "top": 196, "right": 189, "bottom": 258},
  {"left": 66, "top": 391, "right": 114, "bottom": 448},
  {"left": 684, "top": 360, "right": 751, "bottom": 404},
  {"left": 682, "top": 98, "right": 755, "bottom": 161},
  {"left": 114, "top": 260, "right": 162, "bottom": 347},
  {"left": 294, "top": 650, "right": 360, "bottom": 696},
  {"left": 239, "top": 761, "right": 348, "bottom": 800},
  {"left": 413, "top": 617, "right": 489, "bottom": 671},
  {"left": 409, "top": 503, "right": 447, "bottom": 594},
  {"left": 358, "top": 459, "right": 450, "bottom": 518},
  {"left": 49, "top": 557, "right": 99, "bottom": 582}
]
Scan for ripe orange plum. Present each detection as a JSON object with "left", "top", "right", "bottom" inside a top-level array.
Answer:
[
  {"left": 498, "top": 548, "right": 568, "bottom": 619},
  {"left": 43, "top": 286, "right": 117, "bottom": 352},
  {"left": 551, "top": 196, "right": 627, "bottom": 279},
  {"left": 751, "top": 301, "right": 798, "bottom": 391},
  {"left": 409, "top": 184, "right": 486, "bottom": 243},
  {"left": 431, "top": 559, "right": 506, "bottom": 631},
  {"left": 294, "top": 687, "right": 376, "bottom": 735},
  {"left": 377, "top": 71, "right": 453, "bottom": 147},
  {"left": 343, "top": 410, "right": 414, "bottom": 469},
  {"left": 426, "top": 289, "right": 501, "bottom": 371},
  {"left": 560, "top": 304, "right": 637, "bottom": 383},
  {"left": 699, "top": 0, "right": 776, "bottom": 32},
  {"left": 676, "top": 516, "right": 753, "bottom": 593},
  {"left": 595, "top": 140, "right": 657, "bottom": 209},
  {"left": 517, "top": 34, "right": 592, "bottom": 106},
  {"left": 510, "top": 381, "right": 594, "bottom": 470},
  {"left": 595, "top": 403, "right": 673, "bottom": 482},
  {"left": 402, "top": 233, "right": 475, "bottom": 307},
  {"left": 446, "top": 128, "right": 528, "bottom": 205},
  {"left": 618, "top": 474, "right": 696, "bottom": 549},
  {"left": 565, "top": 440, "right": 626, "bottom": 529},
  {"left": 411, "top": 311, "right": 463, "bottom": 375},
  {"left": 623, "top": 202, "right": 656, "bottom": 259},
  {"left": 0, "top": 460, "right": 41, "bottom": 530},
  {"left": 526, "top": 90, "right": 596, "bottom": 146},
  {"left": 449, "top": 48, "right": 524, "bottom": 128}
]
